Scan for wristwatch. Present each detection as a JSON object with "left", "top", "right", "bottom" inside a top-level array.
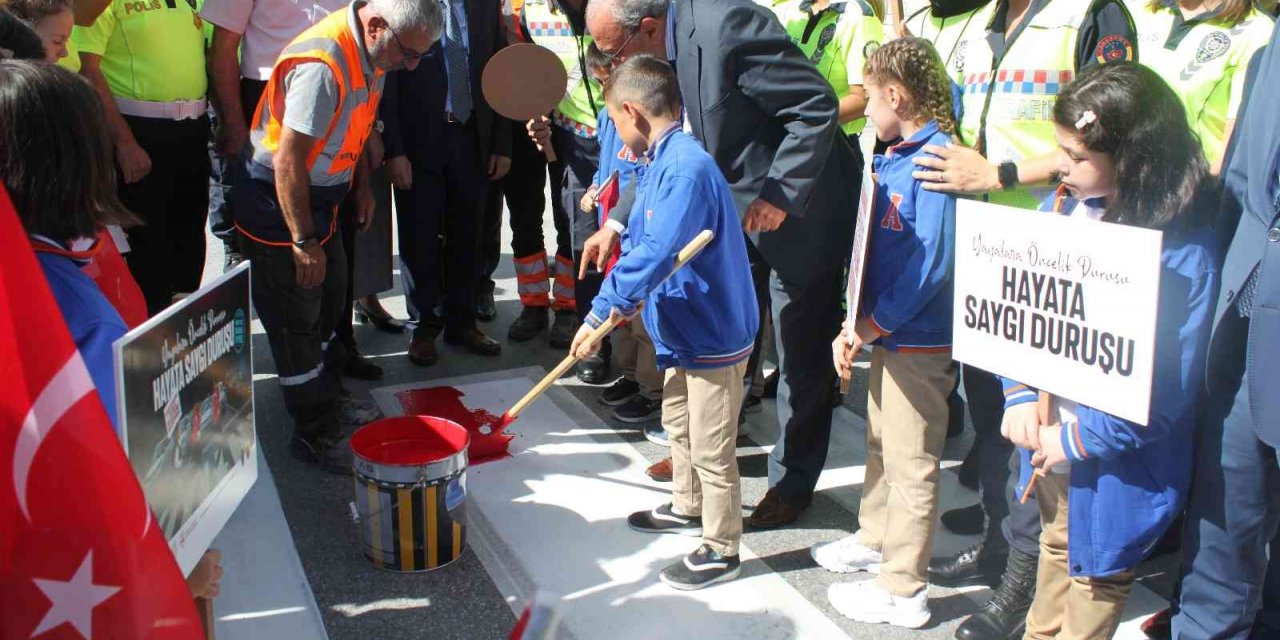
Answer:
[
  {"left": 998, "top": 161, "right": 1020, "bottom": 191},
  {"left": 293, "top": 237, "right": 319, "bottom": 250}
]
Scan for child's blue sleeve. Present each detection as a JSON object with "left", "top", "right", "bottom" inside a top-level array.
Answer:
[
  {"left": 79, "top": 319, "right": 127, "bottom": 433},
  {"left": 592, "top": 111, "right": 612, "bottom": 188},
  {"left": 587, "top": 176, "right": 706, "bottom": 327},
  {"left": 1061, "top": 267, "right": 1218, "bottom": 462},
  {"left": 866, "top": 184, "right": 956, "bottom": 335},
  {"left": 1002, "top": 377, "right": 1039, "bottom": 409}
]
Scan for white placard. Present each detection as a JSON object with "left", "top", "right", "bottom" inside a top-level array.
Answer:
[
  {"left": 952, "top": 200, "right": 1163, "bottom": 425},
  {"left": 845, "top": 152, "right": 877, "bottom": 340}
]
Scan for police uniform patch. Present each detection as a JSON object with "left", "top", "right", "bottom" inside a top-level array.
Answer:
[
  {"left": 1195, "top": 31, "right": 1231, "bottom": 64},
  {"left": 1094, "top": 34, "right": 1134, "bottom": 64},
  {"left": 863, "top": 40, "right": 881, "bottom": 59},
  {"left": 953, "top": 40, "right": 968, "bottom": 73}
]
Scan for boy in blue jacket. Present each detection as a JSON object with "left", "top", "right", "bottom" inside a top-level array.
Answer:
[
  {"left": 821, "top": 38, "right": 958, "bottom": 628},
  {"left": 570, "top": 54, "right": 758, "bottom": 591},
  {"left": 576, "top": 46, "right": 662, "bottom": 427}
]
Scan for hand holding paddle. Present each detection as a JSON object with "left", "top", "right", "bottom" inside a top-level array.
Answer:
[
  {"left": 1018, "top": 391, "right": 1056, "bottom": 504},
  {"left": 502, "top": 230, "right": 716, "bottom": 424},
  {"left": 483, "top": 44, "right": 567, "bottom": 163}
]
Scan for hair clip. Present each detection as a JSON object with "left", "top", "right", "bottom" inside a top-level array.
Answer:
[{"left": 1075, "top": 110, "right": 1097, "bottom": 130}]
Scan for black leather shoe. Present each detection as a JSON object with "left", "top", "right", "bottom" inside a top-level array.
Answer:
[
  {"left": 930, "top": 540, "right": 1005, "bottom": 588},
  {"left": 408, "top": 334, "right": 438, "bottom": 366},
  {"left": 508, "top": 306, "right": 549, "bottom": 342},
  {"left": 444, "top": 327, "right": 502, "bottom": 356},
  {"left": 354, "top": 296, "right": 406, "bottom": 334},
  {"left": 332, "top": 340, "right": 383, "bottom": 380},
  {"left": 747, "top": 489, "right": 809, "bottom": 530},
  {"left": 475, "top": 289, "right": 497, "bottom": 322},
  {"left": 942, "top": 503, "right": 986, "bottom": 536},
  {"left": 954, "top": 548, "right": 1037, "bottom": 640},
  {"left": 576, "top": 352, "right": 611, "bottom": 384}
]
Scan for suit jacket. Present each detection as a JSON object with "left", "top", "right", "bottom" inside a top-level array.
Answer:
[
  {"left": 1211, "top": 24, "right": 1280, "bottom": 446},
  {"left": 380, "top": 0, "right": 511, "bottom": 171},
  {"left": 672, "top": 0, "right": 857, "bottom": 285}
]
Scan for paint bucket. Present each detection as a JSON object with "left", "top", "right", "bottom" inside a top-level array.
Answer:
[{"left": 349, "top": 416, "right": 469, "bottom": 572}]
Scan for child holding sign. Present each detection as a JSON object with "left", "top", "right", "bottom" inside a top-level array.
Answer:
[
  {"left": 820, "top": 37, "right": 958, "bottom": 628},
  {"left": 571, "top": 55, "right": 758, "bottom": 591},
  {"left": 1001, "top": 62, "right": 1219, "bottom": 639}
]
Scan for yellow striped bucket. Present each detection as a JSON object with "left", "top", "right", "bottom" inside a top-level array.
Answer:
[{"left": 350, "top": 416, "right": 469, "bottom": 572}]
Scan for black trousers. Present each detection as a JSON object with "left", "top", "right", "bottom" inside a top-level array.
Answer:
[
  {"left": 549, "top": 125, "right": 601, "bottom": 323},
  {"left": 960, "top": 365, "right": 1042, "bottom": 556},
  {"left": 334, "top": 195, "right": 360, "bottom": 347},
  {"left": 120, "top": 114, "right": 211, "bottom": 315},
  {"left": 241, "top": 230, "right": 346, "bottom": 433},
  {"left": 396, "top": 121, "right": 484, "bottom": 337},
  {"left": 480, "top": 125, "right": 570, "bottom": 288},
  {"left": 208, "top": 79, "right": 267, "bottom": 246}
]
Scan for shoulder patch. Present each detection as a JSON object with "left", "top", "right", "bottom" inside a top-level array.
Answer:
[
  {"left": 1095, "top": 34, "right": 1134, "bottom": 64},
  {"left": 1195, "top": 31, "right": 1231, "bottom": 64},
  {"left": 852, "top": 0, "right": 875, "bottom": 17}
]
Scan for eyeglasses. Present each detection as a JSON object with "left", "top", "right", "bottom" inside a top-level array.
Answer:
[
  {"left": 388, "top": 26, "right": 428, "bottom": 64},
  {"left": 600, "top": 29, "right": 638, "bottom": 66}
]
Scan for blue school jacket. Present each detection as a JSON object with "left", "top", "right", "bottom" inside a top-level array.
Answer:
[
  {"left": 862, "top": 120, "right": 957, "bottom": 351},
  {"left": 587, "top": 127, "right": 759, "bottom": 370},
  {"left": 1004, "top": 189, "right": 1219, "bottom": 577},
  {"left": 35, "top": 241, "right": 130, "bottom": 433},
  {"left": 593, "top": 108, "right": 642, "bottom": 203}
]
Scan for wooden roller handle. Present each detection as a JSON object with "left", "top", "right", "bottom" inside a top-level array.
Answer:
[
  {"left": 1018, "top": 391, "right": 1055, "bottom": 504},
  {"left": 541, "top": 144, "right": 557, "bottom": 163},
  {"left": 506, "top": 230, "right": 715, "bottom": 420}
]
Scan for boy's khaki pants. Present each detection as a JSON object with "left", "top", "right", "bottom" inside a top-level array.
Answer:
[
  {"left": 1025, "top": 471, "right": 1134, "bottom": 640},
  {"left": 666, "top": 362, "right": 748, "bottom": 557},
  {"left": 855, "top": 347, "right": 956, "bottom": 597},
  {"left": 615, "top": 320, "right": 663, "bottom": 399}
]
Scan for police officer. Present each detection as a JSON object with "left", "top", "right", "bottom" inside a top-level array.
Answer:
[
  {"left": 234, "top": 0, "right": 440, "bottom": 472},
  {"left": 910, "top": 1, "right": 1139, "bottom": 639},
  {"left": 1128, "top": 0, "right": 1273, "bottom": 173},
  {"left": 523, "top": 0, "right": 613, "bottom": 383},
  {"left": 73, "top": 0, "right": 210, "bottom": 316}
]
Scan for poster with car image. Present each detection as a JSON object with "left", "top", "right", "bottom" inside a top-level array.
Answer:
[{"left": 113, "top": 262, "right": 256, "bottom": 575}]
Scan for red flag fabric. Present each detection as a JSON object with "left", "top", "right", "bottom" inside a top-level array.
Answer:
[
  {"left": 596, "top": 175, "right": 622, "bottom": 275},
  {"left": 0, "top": 186, "right": 202, "bottom": 639},
  {"left": 80, "top": 229, "right": 148, "bottom": 329}
]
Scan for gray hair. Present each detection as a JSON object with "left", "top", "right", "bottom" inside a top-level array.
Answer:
[
  {"left": 586, "top": 0, "right": 668, "bottom": 31},
  {"left": 369, "top": 0, "right": 443, "bottom": 40}
]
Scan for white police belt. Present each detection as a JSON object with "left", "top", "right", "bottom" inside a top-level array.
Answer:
[{"left": 114, "top": 97, "right": 208, "bottom": 121}]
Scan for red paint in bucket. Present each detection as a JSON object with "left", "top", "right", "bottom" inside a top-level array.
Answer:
[
  {"left": 349, "top": 415, "right": 469, "bottom": 465},
  {"left": 395, "top": 386, "right": 514, "bottom": 464}
]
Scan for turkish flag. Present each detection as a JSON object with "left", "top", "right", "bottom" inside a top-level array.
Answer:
[
  {"left": 0, "top": 186, "right": 202, "bottom": 639},
  {"left": 596, "top": 173, "right": 622, "bottom": 275}
]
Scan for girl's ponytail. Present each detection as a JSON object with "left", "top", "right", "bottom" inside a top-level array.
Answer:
[{"left": 864, "top": 37, "right": 961, "bottom": 145}]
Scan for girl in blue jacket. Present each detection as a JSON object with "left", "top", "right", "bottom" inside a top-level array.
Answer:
[
  {"left": 1001, "top": 63, "right": 1219, "bottom": 639},
  {"left": 819, "top": 37, "right": 958, "bottom": 629}
]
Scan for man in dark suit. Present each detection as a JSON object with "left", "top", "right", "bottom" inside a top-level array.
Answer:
[
  {"left": 381, "top": 0, "right": 511, "bottom": 366},
  {"left": 585, "top": 0, "right": 857, "bottom": 527},
  {"left": 1174, "top": 25, "right": 1280, "bottom": 640}
]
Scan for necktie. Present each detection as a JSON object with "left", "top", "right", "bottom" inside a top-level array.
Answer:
[
  {"left": 445, "top": 0, "right": 472, "bottom": 122},
  {"left": 1238, "top": 264, "right": 1260, "bottom": 318}
]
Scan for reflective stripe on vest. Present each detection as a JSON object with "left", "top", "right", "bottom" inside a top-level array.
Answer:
[
  {"left": 957, "top": 1, "right": 1084, "bottom": 209},
  {"left": 250, "top": 7, "right": 384, "bottom": 186},
  {"left": 521, "top": 0, "right": 602, "bottom": 135}
]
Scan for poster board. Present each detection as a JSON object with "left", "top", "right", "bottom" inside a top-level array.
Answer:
[
  {"left": 845, "top": 153, "right": 878, "bottom": 340},
  {"left": 114, "top": 262, "right": 256, "bottom": 575},
  {"left": 951, "top": 200, "right": 1162, "bottom": 425}
]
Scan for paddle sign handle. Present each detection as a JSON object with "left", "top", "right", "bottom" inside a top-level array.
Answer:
[
  {"left": 1019, "top": 391, "right": 1056, "bottom": 504},
  {"left": 505, "top": 230, "right": 716, "bottom": 421},
  {"left": 541, "top": 144, "right": 557, "bottom": 163}
]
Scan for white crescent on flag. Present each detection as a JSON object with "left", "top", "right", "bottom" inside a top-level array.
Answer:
[{"left": 12, "top": 352, "right": 95, "bottom": 521}]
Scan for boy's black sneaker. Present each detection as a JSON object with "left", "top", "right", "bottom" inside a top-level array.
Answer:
[
  {"left": 614, "top": 395, "right": 661, "bottom": 423},
  {"left": 628, "top": 503, "right": 702, "bottom": 536},
  {"left": 660, "top": 544, "right": 742, "bottom": 591},
  {"left": 600, "top": 378, "right": 641, "bottom": 406}
]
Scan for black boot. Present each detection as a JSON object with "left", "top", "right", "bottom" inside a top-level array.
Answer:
[{"left": 954, "top": 548, "right": 1037, "bottom": 640}]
